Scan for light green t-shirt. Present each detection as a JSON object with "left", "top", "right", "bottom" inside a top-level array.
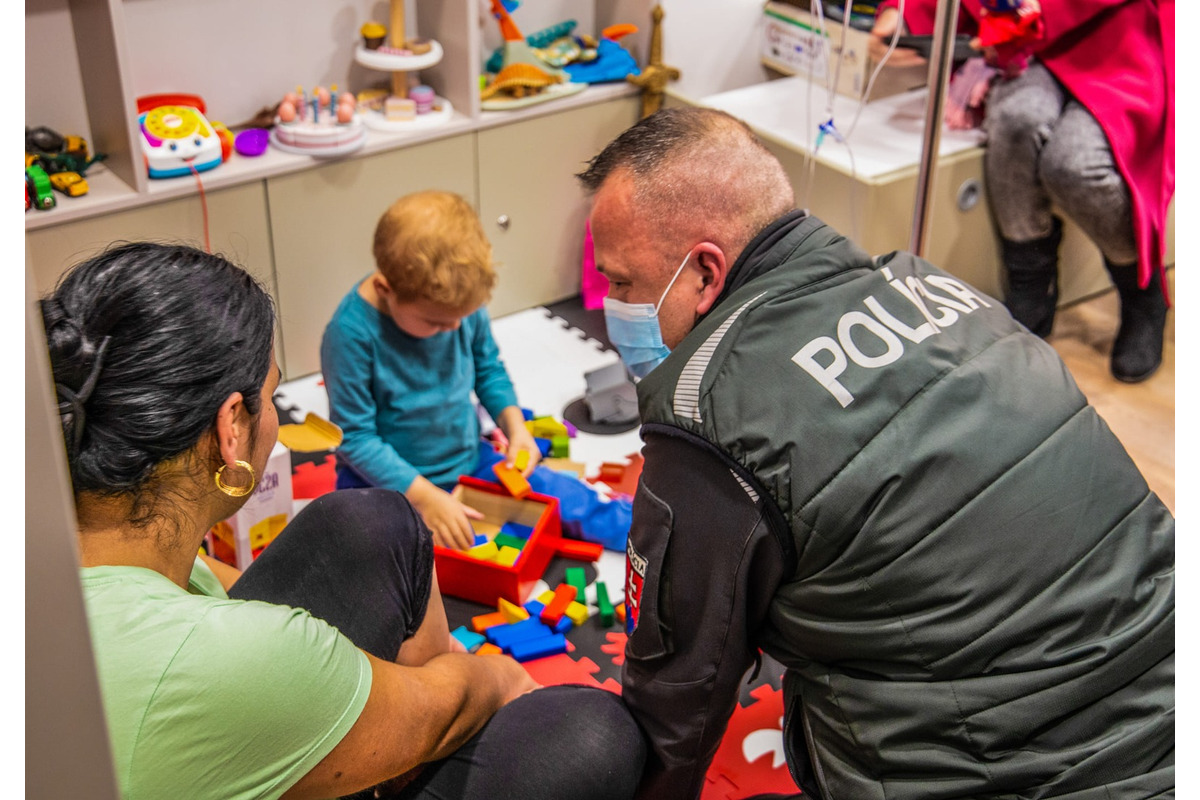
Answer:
[{"left": 80, "top": 557, "right": 372, "bottom": 800}]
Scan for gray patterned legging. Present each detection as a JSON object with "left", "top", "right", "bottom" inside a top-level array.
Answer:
[{"left": 982, "top": 61, "right": 1138, "bottom": 267}]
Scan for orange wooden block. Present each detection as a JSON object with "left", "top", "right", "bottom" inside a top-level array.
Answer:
[
  {"left": 615, "top": 603, "right": 626, "bottom": 623},
  {"left": 539, "top": 583, "right": 578, "bottom": 626},
  {"left": 492, "top": 461, "right": 532, "bottom": 498},
  {"left": 476, "top": 643, "right": 503, "bottom": 655},
  {"left": 472, "top": 610, "right": 508, "bottom": 632}
]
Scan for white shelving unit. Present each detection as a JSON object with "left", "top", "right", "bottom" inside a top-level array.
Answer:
[{"left": 24, "top": 0, "right": 652, "bottom": 233}]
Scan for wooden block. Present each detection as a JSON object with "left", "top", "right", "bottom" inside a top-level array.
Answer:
[
  {"left": 476, "top": 643, "right": 503, "bottom": 655},
  {"left": 595, "top": 581, "right": 615, "bottom": 627},
  {"left": 539, "top": 584, "right": 578, "bottom": 626},
  {"left": 467, "top": 540, "right": 499, "bottom": 561},
  {"left": 514, "top": 450, "right": 529, "bottom": 471},
  {"left": 493, "top": 532, "right": 527, "bottom": 551},
  {"left": 492, "top": 461, "right": 532, "bottom": 498},
  {"left": 498, "top": 598, "right": 529, "bottom": 623},
  {"left": 472, "top": 610, "right": 508, "bottom": 632},
  {"left": 554, "top": 539, "right": 603, "bottom": 562},
  {"left": 564, "top": 600, "right": 590, "bottom": 627},
  {"left": 495, "top": 545, "right": 521, "bottom": 566},
  {"left": 565, "top": 566, "right": 588, "bottom": 606},
  {"left": 509, "top": 633, "right": 568, "bottom": 662}
]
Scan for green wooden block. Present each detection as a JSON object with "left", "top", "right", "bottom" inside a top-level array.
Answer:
[
  {"left": 595, "top": 581, "right": 615, "bottom": 628},
  {"left": 493, "top": 532, "right": 527, "bottom": 551},
  {"left": 551, "top": 434, "right": 570, "bottom": 458},
  {"left": 565, "top": 567, "right": 587, "bottom": 605}
]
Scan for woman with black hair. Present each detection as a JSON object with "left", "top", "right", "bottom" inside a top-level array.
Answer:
[{"left": 42, "top": 242, "right": 645, "bottom": 800}]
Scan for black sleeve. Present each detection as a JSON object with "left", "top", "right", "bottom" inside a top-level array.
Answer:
[{"left": 621, "top": 424, "right": 788, "bottom": 800}]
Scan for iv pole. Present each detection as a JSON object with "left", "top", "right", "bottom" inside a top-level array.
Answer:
[{"left": 909, "top": 0, "right": 962, "bottom": 257}]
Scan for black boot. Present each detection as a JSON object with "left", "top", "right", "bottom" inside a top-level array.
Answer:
[
  {"left": 1105, "top": 260, "right": 1168, "bottom": 383},
  {"left": 1001, "top": 217, "right": 1063, "bottom": 338}
]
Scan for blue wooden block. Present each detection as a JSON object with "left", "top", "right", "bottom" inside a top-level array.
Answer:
[
  {"left": 473, "top": 533, "right": 489, "bottom": 546},
  {"left": 501, "top": 521, "right": 534, "bottom": 539},
  {"left": 552, "top": 615, "right": 573, "bottom": 635},
  {"left": 521, "top": 407, "right": 535, "bottom": 421},
  {"left": 509, "top": 633, "right": 568, "bottom": 663},
  {"left": 486, "top": 617, "right": 555, "bottom": 650},
  {"left": 534, "top": 437, "right": 552, "bottom": 457},
  {"left": 451, "top": 626, "right": 486, "bottom": 653},
  {"left": 523, "top": 599, "right": 545, "bottom": 616}
]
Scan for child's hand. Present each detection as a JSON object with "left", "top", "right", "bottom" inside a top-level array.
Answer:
[
  {"left": 496, "top": 406, "right": 541, "bottom": 477},
  {"left": 505, "top": 426, "right": 541, "bottom": 477},
  {"left": 406, "top": 476, "right": 484, "bottom": 550}
]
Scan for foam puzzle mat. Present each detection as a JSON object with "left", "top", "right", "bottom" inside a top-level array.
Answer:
[{"left": 271, "top": 302, "right": 800, "bottom": 799}]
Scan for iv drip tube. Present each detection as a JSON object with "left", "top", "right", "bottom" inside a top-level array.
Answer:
[{"left": 909, "top": 0, "right": 962, "bottom": 257}]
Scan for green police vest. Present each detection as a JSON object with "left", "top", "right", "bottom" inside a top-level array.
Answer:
[{"left": 636, "top": 216, "right": 1174, "bottom": 799}]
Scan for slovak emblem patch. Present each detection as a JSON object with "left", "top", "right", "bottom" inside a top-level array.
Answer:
[{"left": 626, "top": 537, "right": 647, "bottom": 635}]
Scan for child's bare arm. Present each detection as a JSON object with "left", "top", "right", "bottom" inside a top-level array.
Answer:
[{"left": 406, "top": 476, "right": 482, "bottom": 550}]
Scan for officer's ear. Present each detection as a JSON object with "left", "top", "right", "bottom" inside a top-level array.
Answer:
[{"left": 693, "top": 243, "right": 728, "bottom": 316}]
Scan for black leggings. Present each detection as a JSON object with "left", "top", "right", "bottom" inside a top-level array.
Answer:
[{"left": 230, "top": 488, "right": 646, "bottom": 800}]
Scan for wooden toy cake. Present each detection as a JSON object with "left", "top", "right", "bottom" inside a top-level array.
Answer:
[{"left": 270, "top": 85, "right": 367, "bottom": 157}]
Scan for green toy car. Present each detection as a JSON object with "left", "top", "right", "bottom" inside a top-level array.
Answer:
[{"left": 25, "top": 164, "right": 56, "bottom": 210}]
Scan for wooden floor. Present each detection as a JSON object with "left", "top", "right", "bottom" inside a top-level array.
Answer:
[{"left": 1047, "top": 272, "right": 1175, "bottom": 514}]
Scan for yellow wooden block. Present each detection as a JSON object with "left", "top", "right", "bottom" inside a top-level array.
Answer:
[
  {"left": 495, "top": 545, "right": 521, "bottom": 566},
  {"left": 514, "top": 450, "right": 529, "bottom": 471},
  {"left": 498, "top": 598, "right": 529, "bottom": 623},
  {"left": 538, "top": 589, "right": 557, "bottom": 604},
  {"left": 565, "top": 600, "right": 590, "bottom": 627},
  {"left": 467, "top": 541, "right": 499, "bottom": 561}
]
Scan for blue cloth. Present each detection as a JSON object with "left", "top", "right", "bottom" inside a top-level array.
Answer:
[
  {"left": 470, "top": 443, "right": 631, "bottom": 552},
  {"left": 320, "top": 284, "right": 519, "bottom": 492}
]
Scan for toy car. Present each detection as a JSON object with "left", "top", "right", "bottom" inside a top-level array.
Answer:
[
  {"left": 25, "top": 164, "right": 56, "bottom": 210},
  {"left": 49, "top": 171, "right": 88, "bottom": 197}
]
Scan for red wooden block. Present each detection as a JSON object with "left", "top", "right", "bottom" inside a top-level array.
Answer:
[
  {"left": 539, "top": 584, "right": 578, "bottom": 626},
  {"left": 554, "top": 538, "right": 604, "bottom": 562}
]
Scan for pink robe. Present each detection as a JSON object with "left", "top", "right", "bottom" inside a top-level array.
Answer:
[{"left": 885, "top": 0, "right": 1174, "bottom": 295}]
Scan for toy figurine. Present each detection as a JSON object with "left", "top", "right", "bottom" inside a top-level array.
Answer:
[{"left": 977, "top": 0, "right": 1043, "bottom": 76}]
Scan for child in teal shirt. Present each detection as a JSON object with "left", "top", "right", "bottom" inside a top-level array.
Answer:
[{"left": 321, "top": 191, "right": 630, "bottom": 550}]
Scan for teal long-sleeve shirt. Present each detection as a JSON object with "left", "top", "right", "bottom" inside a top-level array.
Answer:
[{"left": 320, "top": 287, "right": 520, "bottom": 492}]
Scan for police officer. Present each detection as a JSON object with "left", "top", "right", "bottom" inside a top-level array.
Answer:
[{"left": 577, "top": 107, "right": 1174, "bottom": 800}]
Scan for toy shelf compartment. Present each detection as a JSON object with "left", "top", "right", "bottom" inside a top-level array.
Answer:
[{"left": 23, "top": 0, "right": 651, "bottom": 233}]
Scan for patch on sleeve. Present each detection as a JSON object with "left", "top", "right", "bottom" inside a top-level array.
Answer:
[{"left": 625, "top": 537, "right": 648, "bottom": 635}]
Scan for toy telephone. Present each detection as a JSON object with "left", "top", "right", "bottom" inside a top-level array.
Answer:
[{"left": 137, "top": 94, "right": 223, "bottom": 179}]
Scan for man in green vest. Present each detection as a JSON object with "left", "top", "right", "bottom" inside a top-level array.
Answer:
[{"left": 577, "top": 107, "right": 1174, "bottom": 800}]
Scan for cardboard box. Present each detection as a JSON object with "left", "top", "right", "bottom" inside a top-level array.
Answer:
[
  {"left": 762, "top": 2, "right": 927, "bottom": 101},
  {"left": 434, "top": 477, "right": 562, "bottom": 606},
  {"left": 210, "top": 441, "right": 293, "bottom": 570}
]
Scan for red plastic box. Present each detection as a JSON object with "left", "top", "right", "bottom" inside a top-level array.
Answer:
[{"left": 434, "top": 476, "right": 562, "bottom": 605}]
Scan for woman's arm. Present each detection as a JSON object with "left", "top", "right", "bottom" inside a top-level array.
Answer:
[
  {"left": 282, "top": 651, "right": 539, "bottom": 799},
  {"left": 199, "top": 554, "right": 241, "bottom": 591}
]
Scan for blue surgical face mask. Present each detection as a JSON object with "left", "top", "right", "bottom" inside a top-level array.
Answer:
[{"left": 603, "top": 251, "right": 692, "bottom": 380}]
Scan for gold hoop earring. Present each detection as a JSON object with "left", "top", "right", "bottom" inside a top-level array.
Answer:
[{"left": 215, "top": 460, "right": 257, "bottom": 498}]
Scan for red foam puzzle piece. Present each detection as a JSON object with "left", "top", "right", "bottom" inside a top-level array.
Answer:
[
  {"left": 600, "top": 631, "right": 627, "bottom": 668},
  {"left": 292, "top": 455, "right": 338, "bottom": 500},
  {"left": 704, "top": 679, "right": 801, "bottom": 798},
  {"left": 520, "top": 651, "right": 621, "bottom": 695}
]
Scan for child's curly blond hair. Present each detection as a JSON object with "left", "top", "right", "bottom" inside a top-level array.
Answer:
[{"left": 372, "top": 191, "right": 497, "bottom": 310}]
